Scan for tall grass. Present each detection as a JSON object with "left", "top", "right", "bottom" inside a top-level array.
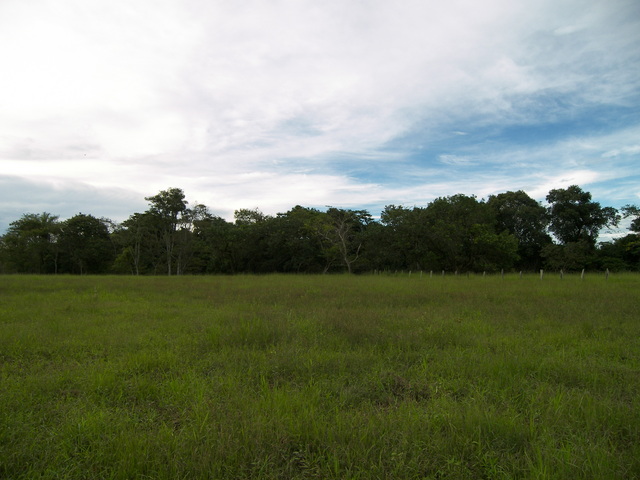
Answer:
[{"left": 1, "top": 273, "right": 639, "bottom": 479}]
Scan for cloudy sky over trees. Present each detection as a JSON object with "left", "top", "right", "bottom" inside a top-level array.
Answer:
[{"left": 1, "top": 0, "right": 639, "bottom": 232}]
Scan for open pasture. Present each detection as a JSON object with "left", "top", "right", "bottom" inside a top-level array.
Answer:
[{"left": 1, "top": 273, "right": 639, "bottom": 479}]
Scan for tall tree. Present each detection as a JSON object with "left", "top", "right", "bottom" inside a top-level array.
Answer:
[
  {"left": 622, "top": 205, "right": 640, "bottom": 233},
  {"left": 234, "top": 208, "right": 268, "bottom": 226},
  {"left": 144, "top": 188, "right": 190, "bottom": 275},
  {"left": 262, "top": 206, "right": 326, "bottom": 273},
  {"left": 192, "top": 214, "right": 237, "bottom": 273},
  {"left": 379, "top": 205, "right": 422, "bottom": 271},
  {"left": 112, "top": 212, "right": 164, "bottom": 275},
  {"left": 487, "top": 190, "right": 552, "bottom": 270},
  {"left": 546, "top": 185, "right": 619, "bottom": 247},
  {"left": 312, "top": 208, "right": 372, "bottom": 273},
  {"left": 58, "top": 213, "right": 113, "bottom": 274},
  {"left": 232, "top": 208, "right": 273, "bottom": 272},
  {"left": 113, "top": 214, "right": 142, "bottom": 275},
  {"left": 423, "top": 194, "right": 518, "bottom": 272},
  {"left": 0, "top": 212, "right": 60, "bottom": 273},
  {"left": 173, "top": 203, "right": 211, "bottom": 274},
  {"left": 357, "top": 220, "right": 390, "bottom": 272}
]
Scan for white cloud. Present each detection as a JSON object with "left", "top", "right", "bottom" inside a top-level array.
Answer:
[
  {"left": 0, "top": 0, "right": 639, "bottom": 232},
  {"left": 438, "top": 155, "right": 476, "bottom": 166},
  {"left": 603, "top": 145, "right": 640, "bottom": 158}
]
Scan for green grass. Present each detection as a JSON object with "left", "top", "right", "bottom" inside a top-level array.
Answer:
[{"left": 1, "top": 273, "right": 639, "bottom": 479}]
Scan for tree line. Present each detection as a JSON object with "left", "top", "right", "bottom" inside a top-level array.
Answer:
[{"left": 1, "top": 185, "right": 638, "bottom": 275}]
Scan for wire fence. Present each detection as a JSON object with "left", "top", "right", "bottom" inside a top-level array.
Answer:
[{"left": 372, "top": 268, "right": 616, "bottom": 280}]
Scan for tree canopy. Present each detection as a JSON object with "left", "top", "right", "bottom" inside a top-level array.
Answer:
[
  {"left": 546, "top": 185, "right": 620, "bottom": 247},
  {"left": 1, "top": 185, "right": 635, "bottom": 274}
]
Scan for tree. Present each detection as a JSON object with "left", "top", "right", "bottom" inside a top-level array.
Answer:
[
  {"left": 191, "top": 214, "right": 237, "bottom": 273},
  {"left": 144, "top": 188, "right": 190, "bottom": 275},
  {"left": 262, "top": 206, "right": 326, "bottom": 273},
  {"left": 334, "top": 208, "right": 369, "bottom": 273},
  {"left": 231, "top": 208, "right": 273, "bottom": 272},
  {"left": 423, "top": 194, "right": 518, "bottom": 272},
  {"left": 596, "top": 234, "right": 640, "bottom": 271},
  {"left": 622, "top": 205, "right": 640, "bottom": 233},
  {"left": 546, "top": 185, "right": 619, "bottom": 248},
  {"left": 234, "top": 207, "right": 268, "bottom": 226},
  {"left": 543, "top": 186, "right": 620, "bottom": 271},
  {"left": 379, "top": 205, "right": 428, "bottom": 271},
  {"left": 541, "top": 240, "right": 594, "bottom": 272},
  {"left": 173, "top": 203, "right": 212, "bottom": 274},
  {"left": 112, "top": 212, "right": 164, "bottom": 275},
  {"left": 0, "top": 212, "right": 60, "bottom": 273},
  {"left": 310, "top": 208, "right": 372, "bottom": 273},
  {"left": 58, "top": 213, "right": 113, "bottom": 274},
  {"left": 487, "top": 191, "right": 551, "bottom": 270}
]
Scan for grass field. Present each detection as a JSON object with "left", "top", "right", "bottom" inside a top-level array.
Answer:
[{"left": 1, "top": 273, "right": 639, "bottom": 479}]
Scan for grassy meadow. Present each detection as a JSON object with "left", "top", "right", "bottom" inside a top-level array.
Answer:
[{"left": 0, "top": 273, "right": 639, "bottom": 479}]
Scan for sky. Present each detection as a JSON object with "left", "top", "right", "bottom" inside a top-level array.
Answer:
[{"left": 1, "top": 0, "right": 639, "bottom": 235}]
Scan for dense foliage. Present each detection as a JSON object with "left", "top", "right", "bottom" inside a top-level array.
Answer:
[{"left": 1, "top": 185, "right": 637, "bottom": 274}]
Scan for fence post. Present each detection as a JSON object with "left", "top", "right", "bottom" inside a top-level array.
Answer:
[
  {"left": 540, "top": 269, "right": 544, "bottom": 280},
  {"left": 581, "top": 269, "right": 585, "bottom": 280},
  {"left": 560, "top": 269, "right": 564, "bottom": 280},
  {"left": 501, "top": 269, "right": 504, "bottom": 279},
  {"left": 605, "top": 268, "right": 610, "bottom": 280}
]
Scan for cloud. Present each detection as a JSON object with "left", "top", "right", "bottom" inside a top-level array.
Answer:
[
  {"left": 0, "top": 0, "right": 639, "bottom": 233},
  {"left": 0, "top": 176, "right": 147, "bottom": 232},
  {"left": 603, "top": 145, "right": 640, "bottom": 158},
  {"left": 438, "top": 155, "right": 476, "bottom": 167}
]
